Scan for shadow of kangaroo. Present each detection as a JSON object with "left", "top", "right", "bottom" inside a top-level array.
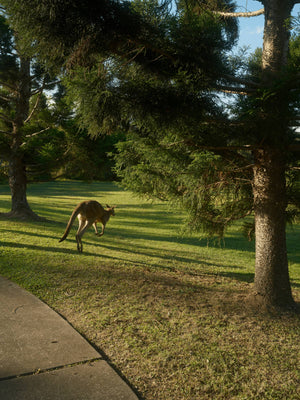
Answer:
[{"left": 59, "top": 201, "right": 116, "bottom": 253}]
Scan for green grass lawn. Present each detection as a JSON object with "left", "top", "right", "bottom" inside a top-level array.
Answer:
[{"left": 0, "top": 181, "right": 299, "bottom": 400}]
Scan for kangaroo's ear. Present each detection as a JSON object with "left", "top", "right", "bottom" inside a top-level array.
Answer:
[{"left": 106, "top": 204, "right": 111, "bottom": 208}]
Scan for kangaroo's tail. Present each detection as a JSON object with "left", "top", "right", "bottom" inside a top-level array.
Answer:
[{"left": 59, "top": 206, "right": 80, "bottom": 243}]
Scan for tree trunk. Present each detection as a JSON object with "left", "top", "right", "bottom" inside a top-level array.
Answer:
[
  {"left": 253, "top": 148, "right": 294, "bottom": 306},
  {"left": 7, "top": 153, "right": 37, "bottom": 219},
  {"left": 4, "top": 56, "right": 41, "bottom": 220},
  {"left": 261, "top": 0, "right": 293, "bottom": 82},
  {"left": 252, "top": 0, "right": 295, "bottom": 307}
]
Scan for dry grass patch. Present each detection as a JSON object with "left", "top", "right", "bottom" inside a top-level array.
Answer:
[{"left": 48, "top": 262, "right": 300, "bottom": 400}]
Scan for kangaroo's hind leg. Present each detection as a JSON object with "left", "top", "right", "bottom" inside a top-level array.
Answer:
[
  {"left": 76, "top": 218, "right": 93, "bottom": 253},
  {"left": 98, "top": 222, "right": 106, "bottom": 237},
  {"left": 76, "top": 216, "right": 86, "bottom": 253},
  {"left": 93, "top": 222, "right": 99, "bottom": 235},
  {"left": 93, "top": 222, "right": 105, "bottom": 237}
]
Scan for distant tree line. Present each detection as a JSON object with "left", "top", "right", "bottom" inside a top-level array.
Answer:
[
  {"left": 0, "top": 122, "right": 123, "bottom": 183},
  {"left": 0, "top": 15, "right": 121, "bottom": 185}
]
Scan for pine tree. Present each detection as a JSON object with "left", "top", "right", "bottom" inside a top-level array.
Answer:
[
  {"left": 0, "top": 13, "right": 59, "bottom": 219},
  {"left": 3, "top": 0, "right": 300, "bottom": 307}
]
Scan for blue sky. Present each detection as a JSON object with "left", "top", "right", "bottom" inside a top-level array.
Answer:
[
  {"left": 233, "top": 1, "right": 300, "bottom": 133},
  {"left": 235, "top": 0, "right": 300, "bottom": 51}
]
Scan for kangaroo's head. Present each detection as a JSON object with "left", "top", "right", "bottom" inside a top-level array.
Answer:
[{"left": 106, "top": 204, "right": 116, "bottom": 216}]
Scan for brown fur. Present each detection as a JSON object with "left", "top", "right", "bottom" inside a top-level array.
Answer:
[{"left": 59, "top": 200, "right": 115, "bottom": 252}]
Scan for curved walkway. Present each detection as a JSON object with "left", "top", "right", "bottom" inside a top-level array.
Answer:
[{"left": 0, "top": 276, "right": 138, "bottom": 400}]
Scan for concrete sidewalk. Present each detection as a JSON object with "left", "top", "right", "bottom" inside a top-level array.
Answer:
[{"left": 0, "top": 276, "right": 139, "bottom": 400}]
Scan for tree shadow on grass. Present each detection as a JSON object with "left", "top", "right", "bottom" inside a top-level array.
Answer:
[
  {"left": 0, "top": 241, "right": 81, "bottom": 255},
  {"left": 27, "top": 181, "right": 123, "bottom": 197},
  {"left": 96, "top": 239, "right": 243, "bottom": 270},
  {"left": 1, "top": 240, "right": 299, "bottom": 323},
  {"left": 3, "top": 237, "right": 299, "bottom": 291},
  {"left": 0, "top": 234, "right": 257, "bottom": 291},
  {"left": 216, "top": 271, "right": 254, "bottom": 283}
]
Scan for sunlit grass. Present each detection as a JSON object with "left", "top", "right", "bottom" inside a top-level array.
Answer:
[{"left": 0, "top": 181, "right": 299, "bottom": 400}]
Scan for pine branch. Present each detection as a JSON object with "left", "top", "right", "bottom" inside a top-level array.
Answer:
[
  {"left": 212, "top": 73, "right": 261, "bottom": 94},
  {"left": 0, "top": 129, "right": 11, "bottom": 135},
  {"left": 121, "top": 46, "right": 147, "bottom": 66},
  {"left": 162, "top": 139, "right": 258, "bottom": 152},
  {"left": 192, "top": 144, "right": 257, "bottom": 151},
  {"left": 30, "top": 79, "right": 61, "bottom": 96},
  {"left": 0, "top": 112, "right": 13, "bottom": 124},
  {"left": 0, "top": 94, "right": 11, "bottom": 102},
  {"left": 216, "top": 72, "right": 300, "bottom": 95},
  {"left": 214, "top": 85, "right": 256, "bottom": 95},
  {"left": 0, "top": 80, "right": 17, "bottom": 93},
  {"left": 24, "top": 79, "right": 46, "bottom": 124},
  {"left": 213, "top": 8, "right": 265, "bottom": 18},
  {"left": 224, "top": 207, "right": 253, "bottom": 224},
  {"left": 24, "top": 126, "right": 50, "bottom": 139},
  {"left": 193, "top": 143, "right": 300, "bottom": 152},
  {"left": 221, "top": 74, "right": 260, "bottom": 88}
]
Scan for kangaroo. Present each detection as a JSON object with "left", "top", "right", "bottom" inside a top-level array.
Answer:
[{"left": 59, "top": 200, "right": 116, "bottom": 253}]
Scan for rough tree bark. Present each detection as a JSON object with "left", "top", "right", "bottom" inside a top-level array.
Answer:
[
  {"left": 253, "top": 148, "right": 294, "bottom": 306},
  {"left": 252, "top": 0, "right": 295, "bottom": 307}
]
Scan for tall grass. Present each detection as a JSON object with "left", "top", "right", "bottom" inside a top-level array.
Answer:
[{"left": 0, "top": 181, "right": 299, "bottom": 400}]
